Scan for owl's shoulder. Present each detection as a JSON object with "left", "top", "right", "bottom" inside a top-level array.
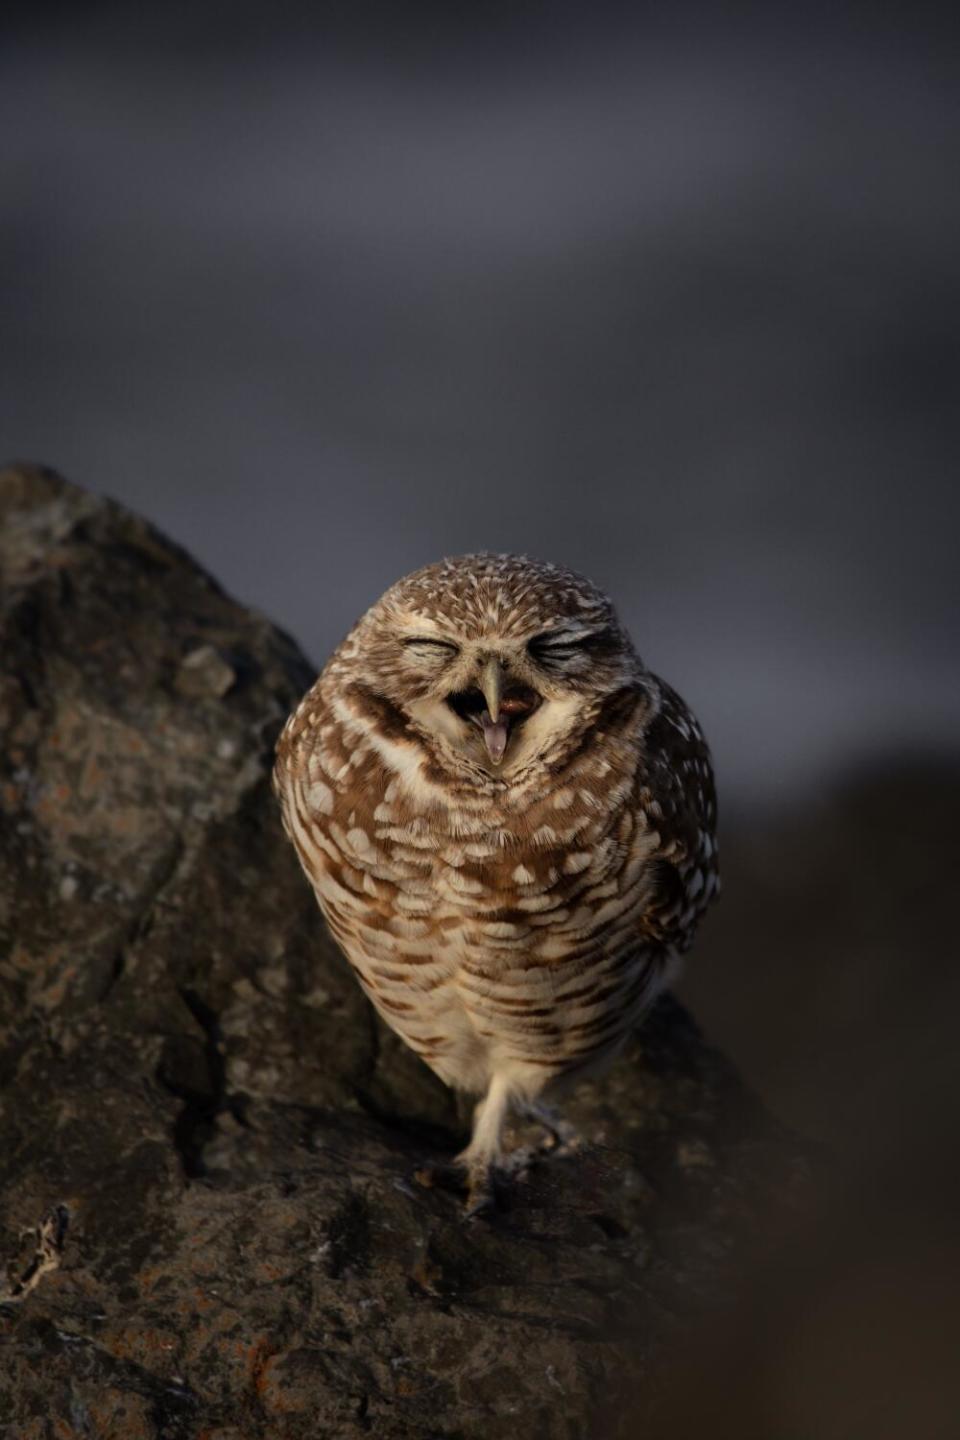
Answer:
[{"left": 642, "top": 675, "right": 715, "bottom": 816}]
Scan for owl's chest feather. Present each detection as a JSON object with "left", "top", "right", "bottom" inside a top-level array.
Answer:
[
  {"left": 275, "top": 666, "right": 716, "bottom": 1091},
  {"left": 306, "top": 732, "right": 658, "bottom": 974}
]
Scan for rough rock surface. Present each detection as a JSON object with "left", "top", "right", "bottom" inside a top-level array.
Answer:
[{"left": 0, "top": 465, "right": 808, "bottom": 1438}]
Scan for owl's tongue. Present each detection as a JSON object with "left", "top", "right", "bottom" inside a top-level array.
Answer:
[{"left": 481, "top": 712, "right": 509, "bottom": 764}]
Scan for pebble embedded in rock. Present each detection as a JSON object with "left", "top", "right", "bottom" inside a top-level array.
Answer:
[{"left": 175, "top": 643, "right": 237, "bottom": 698}]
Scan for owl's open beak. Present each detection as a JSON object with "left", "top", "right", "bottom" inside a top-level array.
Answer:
[{"left": 446, "top": 659, "right": 540, "bottom": 767}]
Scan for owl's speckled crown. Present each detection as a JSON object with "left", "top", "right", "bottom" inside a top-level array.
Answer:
[{"left": 374, "top": 552, "right": 619, "bottom": 641}]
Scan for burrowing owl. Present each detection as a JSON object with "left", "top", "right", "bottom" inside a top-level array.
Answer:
[{"left": 274, "top": 554, "right": 718, "bottom": 1212}]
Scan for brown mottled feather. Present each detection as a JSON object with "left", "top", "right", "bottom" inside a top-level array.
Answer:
[{"left": 274, "top": 553, "right": 718, "bottom": 1192}]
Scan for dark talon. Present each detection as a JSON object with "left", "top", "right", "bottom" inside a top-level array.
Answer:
[
  {"left": 414, "top": 1157, "right": 501, "bottom": 1217},
  {"left": 413, "top": 1160, "right": 468, "bottom": 1194},
  {"left": 463, "top": 1171, "right": 497, "bottom": 1221}
]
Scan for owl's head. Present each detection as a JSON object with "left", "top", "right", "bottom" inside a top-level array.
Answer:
[{"left": 341, "top": 553, "right": 645, "bottom": 779}]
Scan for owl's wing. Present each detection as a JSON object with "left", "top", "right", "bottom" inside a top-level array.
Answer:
[
  {"left": 272, "top": 672, "right": 332, "bottom": 827},
  {"left": 635, "top": 677, "right": 720, "bottom": 954}
]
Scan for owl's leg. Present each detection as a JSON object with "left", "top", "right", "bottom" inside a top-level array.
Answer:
[
  {"left": 413, "top": 1075, "right": 512, "bottom": 1216},
  {"left": 455, "top": 1072, "right": 512, "bottom": 1218},
  {"left": 518, "top": 1100, "right": 579, "bottom": 1154}
]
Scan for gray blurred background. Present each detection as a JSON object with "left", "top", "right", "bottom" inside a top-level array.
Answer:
[{"left": 3, "top": 2, "right": 959, "bottom": 1429}]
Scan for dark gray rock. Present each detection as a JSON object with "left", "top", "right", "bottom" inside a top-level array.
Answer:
[{"left": 0, "top": 464, "right": 808, "bottom": 1438}]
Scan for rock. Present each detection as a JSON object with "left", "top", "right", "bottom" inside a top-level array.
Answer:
[{"left": 0, "top": 464, "right": 809, "bottom": 1438}]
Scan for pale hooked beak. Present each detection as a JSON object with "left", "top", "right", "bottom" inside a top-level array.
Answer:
[
  {"left": 479, "top": 656, "right": 508, "bottom": 764},
  {"left": 480, "top": 657, "right": 504, "bottom": 724}
]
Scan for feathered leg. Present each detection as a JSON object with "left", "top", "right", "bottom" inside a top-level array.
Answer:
[
  {"left": 415, "top": 1072, "right": 512, "bottom": 1218},
  {"left": 455, "top": 1072, "right": 512, "bottom": 1216}
]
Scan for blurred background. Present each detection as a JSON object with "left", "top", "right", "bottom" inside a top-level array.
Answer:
[{"left": 3, "top": 2, "right": 958, "bottom": 1431}]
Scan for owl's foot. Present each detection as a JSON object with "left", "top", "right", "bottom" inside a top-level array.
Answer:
[
  {"left": 413, "top": 1158, "right": 467, "bottom": 1193},
  {"left": 412, "top": 1156, "right": 498, "bottom": 1219},
  {"left": 519, "top": 1101, "right": 580, "bottom": 1157},
  {"left": 462, "top": 1162, "right": 497, "bottom": 1220}
]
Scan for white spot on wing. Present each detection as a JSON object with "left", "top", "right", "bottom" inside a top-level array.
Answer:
[{"left": 306, "top": 780, "right": 334, "bottom": 815}]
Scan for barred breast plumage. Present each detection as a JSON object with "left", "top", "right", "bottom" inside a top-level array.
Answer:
[{"left": 274, "top": 553, "right": 718, "bottom": 1213}]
